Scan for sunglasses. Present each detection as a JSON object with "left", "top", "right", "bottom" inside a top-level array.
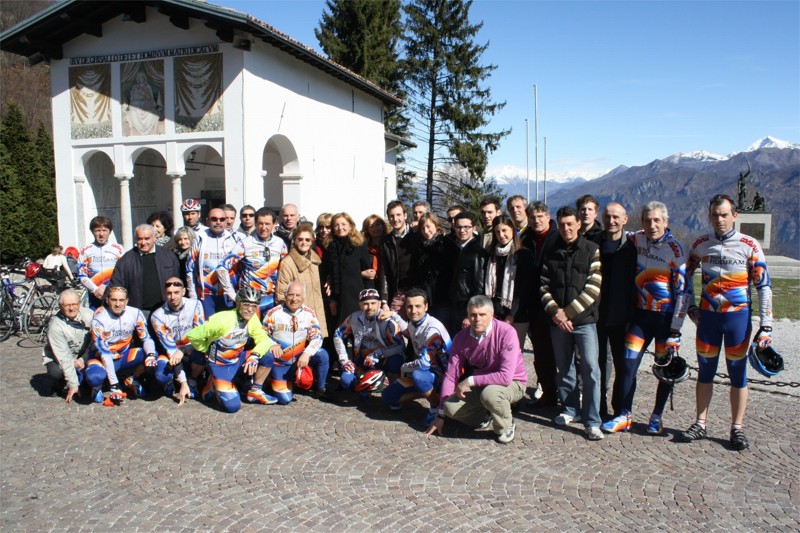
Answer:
[
  {"left": 165, "top": 281, "right": 184, "bottom": 288},
  {"left": 296, "top": 237, "right": 313, "bottom": 243},
  {"left": 241, "top": 213, "right": 255, "bottom": 218},
  {"left": 208, "top": 217, "right": 225, "bottom": 222}
]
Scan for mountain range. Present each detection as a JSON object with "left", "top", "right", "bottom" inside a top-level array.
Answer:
[{"left": 492, "top": 137, "right": 800, "bottom": 259}]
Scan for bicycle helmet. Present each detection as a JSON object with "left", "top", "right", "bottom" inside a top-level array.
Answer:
[
  {"left": 354, "top": 369, "right": 386, "bottom": 393},
  {"left": 25, "top": 263, "right": 42, "bottom": 279},
  {"left": 295, "top": 365, "right": 314, "bottom": 390},
  {"left": 236, "top": 286, "right": 261, "bottom": 305},
  {"left": 180, "top": 199, "right": 201, "bottom": 212},
  {"left": 652, "top": 352, "right": 689, "bottom": 385},
  {"left": 748, "top": 342, "right": 784, "bottom": 377}
]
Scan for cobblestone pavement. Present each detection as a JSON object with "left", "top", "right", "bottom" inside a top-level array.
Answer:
[{"left": 1, "top": 336, "right": 798, "bottom": 532}]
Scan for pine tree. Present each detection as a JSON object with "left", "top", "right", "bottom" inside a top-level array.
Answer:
[
  {"left": 0, "top": 101, "right": 34, "bottom": 262},
  {"left": 31, "top": 123, "right": 58, "bottom": 254},
  {"left": 403, "top": 0, "right": 510, "bottom": 211},
  {"left": 0, "top": 101, "right": 57, "bottom": 262},
  {"left": 315, "top": 0, "right": 416, "bottom": 202}
]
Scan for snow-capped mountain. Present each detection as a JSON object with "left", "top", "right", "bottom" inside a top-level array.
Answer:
[
  {"left": 740, "top": 136, "right": 797, "bottom": 154},
  {"left": 660, "top": 150, "right": 727, "bottom": 165},
  {"left": 487, "top": 164, "right": 605, "bottom": 185}
]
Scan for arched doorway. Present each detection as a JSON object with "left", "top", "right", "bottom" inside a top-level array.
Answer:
[
  {"left": 131, "top": 148, "right": 171, "bottom": 230},
  {"left": 182, "top": 144, "right": 225, "bottom": 220},
  {"left": 262, "top": 134, "right": 300, "bottom": 212},
  {"left": 83, "top": 151, "right": 120, "bottom": 243}
]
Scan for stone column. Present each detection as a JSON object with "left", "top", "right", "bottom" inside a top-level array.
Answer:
[
  {"left": 169, "top": 173, "right": 183, "bottom": 226},
  {"left": 74, "top": 175, "right": 86, "bottom": 247},
  {"left": 115, "top": 174, "right": 133, "bottom": 249}
]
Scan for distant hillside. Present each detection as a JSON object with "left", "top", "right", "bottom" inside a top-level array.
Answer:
[{"left": 545, "top": 146, "right": 800, "bottom": 258}]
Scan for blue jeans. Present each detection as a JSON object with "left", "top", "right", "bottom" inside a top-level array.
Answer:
[{"left": 550, "top": 323, "right": 601, "bottom": 428}]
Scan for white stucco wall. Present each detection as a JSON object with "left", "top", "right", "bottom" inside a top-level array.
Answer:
[{"left": 48, "top": 6, "right": 396, "bottom": 248}]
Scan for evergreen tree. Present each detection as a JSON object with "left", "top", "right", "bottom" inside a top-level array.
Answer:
[
  {"left": 0, "top": 101, "right": 57, "bottom": 262},
  {"left": 315, "top": 0, "right": 416, "bottom": 202},
  {"left": 403, "top": 0, "right": 510, "bottom": 211},
  {"left": 0, "top": 101, "right": 34, "bottom": 262},
  {"left": 32, "top": 123, "right": 58, "bottom": 253}
]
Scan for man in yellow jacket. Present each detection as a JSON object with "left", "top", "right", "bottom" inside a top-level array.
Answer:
[{"left": 187, "top": 286, "right": 276, "bottom": 412}]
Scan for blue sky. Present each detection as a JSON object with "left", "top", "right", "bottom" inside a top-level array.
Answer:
[{"left": 223, "top": 0, "right": 800, "bottom": 180}]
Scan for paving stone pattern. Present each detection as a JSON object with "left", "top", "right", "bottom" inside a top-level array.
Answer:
[{"left": 1, "top": 338, "right": 798, "bottom": 532}]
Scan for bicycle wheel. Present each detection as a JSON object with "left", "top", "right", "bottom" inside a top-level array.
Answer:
[
  {"left": 23, "top": 293, "right": 57, "bottom": 346},
  {"left": 0, "top": 295, "right": 15, "bottom": 342}
]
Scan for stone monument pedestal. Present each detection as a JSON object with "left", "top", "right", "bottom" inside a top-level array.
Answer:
[{"left": 735, "top": 212, "right": 772, "bottom": 251}]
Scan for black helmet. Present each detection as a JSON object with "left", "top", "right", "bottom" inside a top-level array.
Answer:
[
  {"left": 236, "top": 286, "right": 260, "bottom": 305},
  {"left": 652, "top": 352, "right": 689, "bottom": 385},
  {"left": 748, "top": 342, "right": 784, "bottom": 377}
]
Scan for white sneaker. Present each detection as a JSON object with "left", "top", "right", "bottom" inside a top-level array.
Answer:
[
  {"left": 554, "top": 412, "right": 582, "bottom": 426},
  {"left": 497, "top": 421, "right": 516, "bottom": 444},
  {"left": 585, "top": 426, "right": 604, "bottom": 441}
]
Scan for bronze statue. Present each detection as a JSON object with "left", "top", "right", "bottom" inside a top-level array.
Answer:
[
  {"left": 752, "top": 191, "right": 766, "bottom": 212},
  {"left": 737, "top": 162, "right": 750, "bottom": 211}
]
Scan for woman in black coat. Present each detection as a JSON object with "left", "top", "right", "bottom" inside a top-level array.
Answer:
[
  {"left": 410, "top": 212, "right": 458, "bottom": 328},
  {"left": 485, "top": 214, "right": 534, "bottom": 348},
  {"left": 324, "top": 212, "right": 374, "bottom": 326}
]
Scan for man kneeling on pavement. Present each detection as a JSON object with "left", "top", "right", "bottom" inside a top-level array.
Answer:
[{"left": 426, "top": 295, "right": 527, "bottom": 444}]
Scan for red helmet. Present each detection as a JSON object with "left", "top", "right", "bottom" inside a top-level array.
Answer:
[
  {"left": 295, "top": 365, "right": 314, "bottom": 390},
  {"left": 180, "top": 199, "right": 201, "bottom": 212},
  {"left": 64, "top": 246, "right": 79, "bottom": 260},
  {"left": 355, "top": 370, "right": 386, "bottom": 393},
  {"left": 25, "top": 263, "right": 42, "bottom": 279}
]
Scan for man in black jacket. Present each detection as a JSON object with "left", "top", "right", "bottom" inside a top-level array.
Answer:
[
  {"left": 540, "top": 206, "right": 604, "bottom": 441},
  {"left": 379, "top": 201, "right": 420, "bottom": 315},
  {"left": 448, "top": 212, "right": 487, "bottom": 333},
  {"left": 577, "top": 194, "right": 604, "bottom": 244},
  {"left": 522, "top": 201, "right": 560, "bottom": 408},
  {"left": 596, "top": 202, "right": 636, "bottom": 419},
  {"left": 109, "top": 224, "right": 180, "bottom": 318}
]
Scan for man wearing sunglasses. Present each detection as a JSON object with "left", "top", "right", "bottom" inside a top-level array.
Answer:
[
  {"left": 150, "top": 277, "right": 206, "bottom": 405},
  {"left": 236, "top": 205, "right": 256, "bottom": 237},
  {"left": 220, "top": 207, "right": 288, "bottom": 316},
  {"left": 187, "top": 286, "right": 277, "bottom": 412},
  {"left": 186, "top": 207, "right": 243, "bottom": 318},
  {"left": 263, "top": 281, "right": 331, "bottom": 404}
]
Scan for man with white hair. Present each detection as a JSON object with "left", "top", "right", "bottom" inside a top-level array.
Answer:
[
  {"left": 42, "top": 289, "right": 96, "bottom": 402},
  {"left": 263, "top": 281, "right": 331, "bottom": 403},
  {"left": 426, "top": 294, "right": 527, "bottom": 444},
  {"left": 275, "top": 203, "right": 301, "bottom": 247},
  {"left": 109, "top": 223, "right": 180, "bottom": 316}
]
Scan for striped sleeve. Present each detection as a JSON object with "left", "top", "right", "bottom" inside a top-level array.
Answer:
[
  {"left": 539, "top": 264, "right": 559, "bottom": 317},
  {"left": 564, "top": 249, "right": 602, "bottom": 320}
]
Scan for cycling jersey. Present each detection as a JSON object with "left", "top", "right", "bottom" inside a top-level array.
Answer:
[
  {"left": 223, "top": 233, "right": 286, "bottom": 309},
  {"left": 151, "top": 297, "right": 205, "bottom": 358},
  {"left": 392, "top": 312, "right": 452, "bottom": 372},
  {"left": 263, "top": 304, "right": 323, "bottom": 366},
  {"left": 186, "top": 309, "right": 272, "bottom": 366},
  {"left": 686, "top": 229, "right": 772, "bottom": 326},
  {"left": 186, "top": 229, "right": 242, "bottom": 299},
  {"left": 92, "top": 305, "right": 155, "bottom": 359},
  {"left": 333, "top": 310, "right": 405, "bottom": 365},
  {"left": 78, "top": 242, "right": 124, "bottom": 293},
  {"left": 629, "top": 229, "right": 689, "bottom": 331}
]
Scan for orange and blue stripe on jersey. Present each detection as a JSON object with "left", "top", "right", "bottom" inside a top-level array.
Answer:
[
  {"left": 687, "top": 230, "right": 771, "bottom": 314},
  {"left": 630, "top": 230, "right": 688, "bottom": 315},
  {"left": 92, "top": 306, "right": 155, "bottom": 360}
]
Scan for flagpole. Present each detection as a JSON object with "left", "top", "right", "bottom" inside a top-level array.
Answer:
[
  {"left": 525, "top": 118, "right": 530, "bottom": 202},
  {"left": 534, "top": 84, "right": 539, "bottom": 200}
]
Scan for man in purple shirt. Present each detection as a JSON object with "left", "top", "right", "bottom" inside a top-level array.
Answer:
[{"left": 425, "top": 295, "right": 527, "bottom": 444}]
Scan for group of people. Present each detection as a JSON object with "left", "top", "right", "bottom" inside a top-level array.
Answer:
[{"left": 42, "top": 192, "right": 775, "bottom": 450}]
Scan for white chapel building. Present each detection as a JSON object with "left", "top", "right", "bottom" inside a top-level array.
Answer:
[{"left": 1, "top": 0, "right": 405, "bottom": 248}]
